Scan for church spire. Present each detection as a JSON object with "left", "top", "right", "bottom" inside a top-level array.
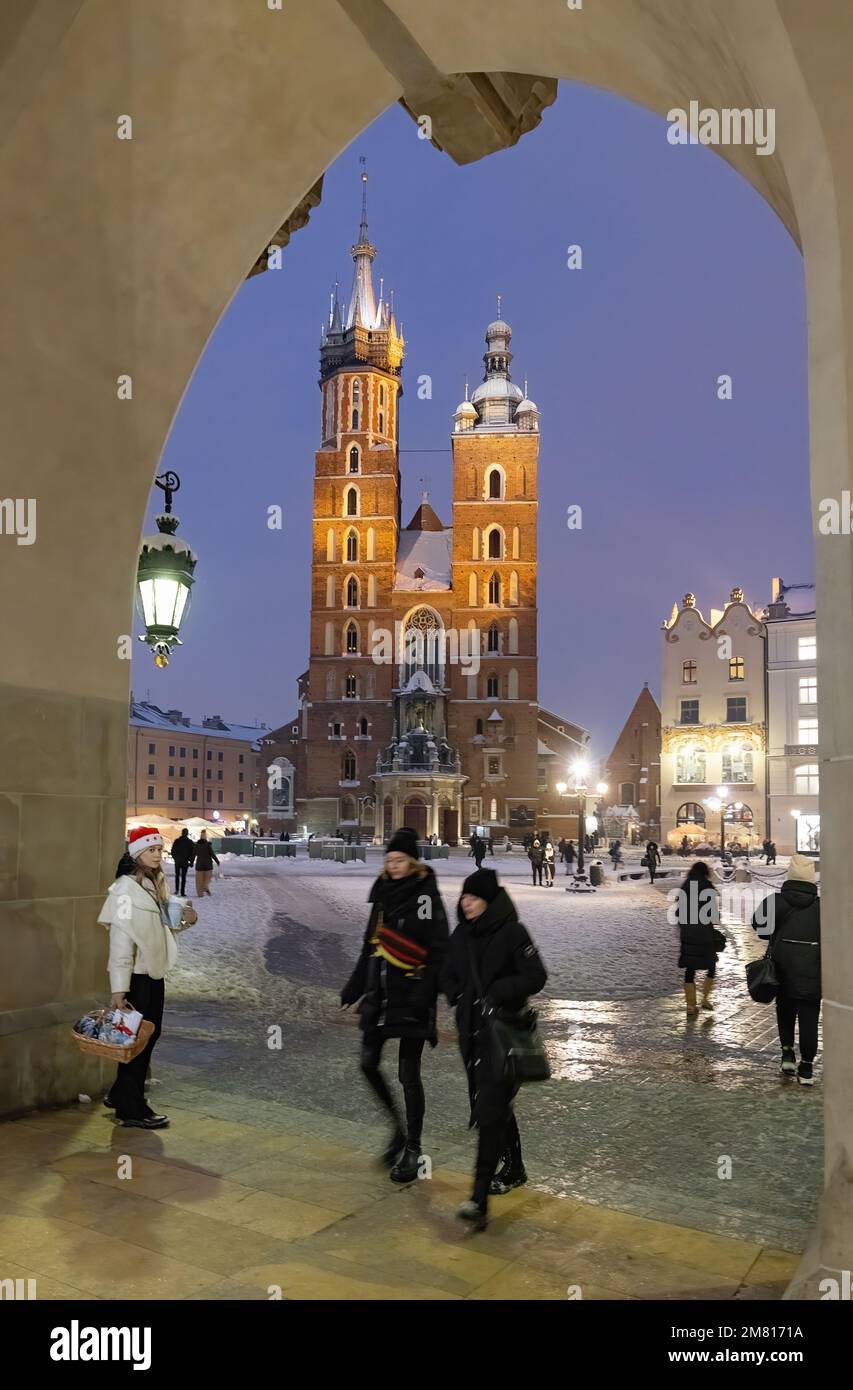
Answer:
[{"left": 347, "top": 158, "right": 379, "bottom": 330}]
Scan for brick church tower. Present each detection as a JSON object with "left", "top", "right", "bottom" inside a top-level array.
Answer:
[{"left": 301, "top": 166, "right": 405, "bottom": 836}]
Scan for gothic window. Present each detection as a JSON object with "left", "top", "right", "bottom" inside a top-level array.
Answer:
[
  {"left": 378, "top": 412, "right": 384, "bottom": 433},
  {"left": 348, "top": 445, "right": 360, "bottom": 474},
  {"left": 352, "top": 409, "right": 359, "bottom": 430},
  {"left": 346, "top": 530, "right": 358, "bottom": 562},
  {"left": 360, "top": 716, "right": 369, "bottom": 737},
  {"left": 475, "top": 719, "right": 484, "bottom": 735},
  {"left": 721, "top": 744, "right": 754, "bottom": 783},
  {"left": 487, "top": 624, "right": 499, "bottom": 653},
  {"left": 402, "top": 607, "right": 444, "bottom": 687},
  {"left": 345, "top": 674, "right": 357, "bottom": 699},
  {"left": 345, "top": 487, "right": 358, "bottom": 517},
  {"left": 351, "top": 380, "right": 360, "bottom": 431},
  {"left": 487, "top": 528, "right": 503, "bottom": 559},
  {"left": 675, "top": 745, "right": 707, "bottom": 784},
  {"left": 346, "top": 575, "right": 359, "bottom": 607},
  {"left": 488, "top": 572, "right": 501, "bottom": 605},
  {"left": 488, "top": 468, "right": 502, "bottom": 499},
  {"left": 342, "top": 750, "right": 357, "bottom": 781},
  {"left": 487, "top": 673, "right": 499, "bottom": 698},
  {"left": 267, "top": 758, "right": 294, "bottom": 816},
  {"left": 345, "top": 622, "right": 358, "bottom": 654}
]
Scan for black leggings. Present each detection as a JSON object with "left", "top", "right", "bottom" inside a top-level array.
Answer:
[
  {"left": 360, "top": 1034, "right": 425, "bottom": 1144},
  {"left": 111, "top": 974, "right": 164, "bottom": 1121},
  {"left": 684, "top": 965, "right": 716, "bottom": 983},
  {"left": 776, "top": 996, "right": 820, "bottom": 1063}
]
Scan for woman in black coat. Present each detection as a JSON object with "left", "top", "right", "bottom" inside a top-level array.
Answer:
[
  {"left": 341, "top": 827, "right": 449, "bottom": 1182},
  {"left": 675, "top": 860, "right": 720, "bottom": 1014},
  {"left": 750, "top": 853, "right": 820, "bottom": 1085},
  {"left": 442, "top": 868, "right": 547, "bottom": 1229}
]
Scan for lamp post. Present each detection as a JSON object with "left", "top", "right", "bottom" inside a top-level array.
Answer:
[
  {"left": 136, "top": 471, "right": 198, "bottom": 667},
  {"left": 570, "top": 760, "right": 590, "bottom": 873},
  {"left": 703, "top": 785, "right": 730, "bottom": 860}
]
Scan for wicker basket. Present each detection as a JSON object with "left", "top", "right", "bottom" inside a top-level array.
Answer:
[{"left": 71, "top": 1019, "right": 155, "bottom": 1063}]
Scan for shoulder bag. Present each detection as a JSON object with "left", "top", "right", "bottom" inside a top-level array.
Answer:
[
  {"left": 746, "top": 942, "right": 779, "bottom": 1003},
  {"left": 467, "top": 941, "right": 551, "bottom": 1087}
]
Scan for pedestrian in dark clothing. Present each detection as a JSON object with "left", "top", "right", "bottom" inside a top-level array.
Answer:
[
  {"left": 194, "top": 831, "right": 219, "bottom": 898},
  {"left": 609, "top": 839, "right": 622, "bottom": 870},
  {"left": 674, "top": 861, "right": 720, "bottom": 1014},
  {"left": 341, "top": 827, "right": 449, "bottom": 1181},
  {"left": 564, "top": 840, "right": 576, "bottom": 875},
  {"left": 751, "top": 853, "right": 820, "bottom": 1085},
  {"left": 170, "top": 828, "right": 195, "bottom": 895},
  {"left": 645, "top": 840, "right": 662, "bottom": 883},
  {"left": 442, "top": 868, "right": 547, "bottom": 1229},
  {"left": 557, "top": 837, "right": 566, "bottom": 864},
  {"left": 766, "top": 841, "right": 777, "bottom": 865},
  {"left": 528, "top": 838, "right": 544, "bottom": 886},
  {"left": 472, "top": 835, "right": 487, "bottom": 870},
  {"left": 680, "top": 836, "right": 690, "bottom": 857}
]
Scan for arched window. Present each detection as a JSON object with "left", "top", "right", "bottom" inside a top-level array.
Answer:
[
  {"left": 675, "top": 745, "right": 707, "bottom": 784},
  {"left": 721, "top": 744, "right": 754, "bottom": 783},
  {"left": 360, "top": 716, "right": 369, "bottom": 736},
  {"left": 488, "top": 572, "right": 501, "bottom": 605},
  {"left": 346, "top": 530, "right": 358, "bottom": 562},
  {"left": 345, "top": 487, "right": 358, "bottom": 517},
  {"left": 475, "top": 719, "right": 484, "bottom": 735},
  {"left": 351, "top": 380, "right": 360, "bottom": 431},
  {"left": 344, "top": 674, "right": 357, "bottom": 699},
  {"left": 795, "top": 764, "right": 819, "bottom": 794},
  {"left": 487, "top": 528, "right": 503, "bottom": 559},
  {"left": 509, "top": 571, "right": 519, "bottom": 604},
  {"left": 487, "top": 673, "right": 499, "bottom": 698},
  {"left": 379, "top": 384, "right": 385, "bottom": 406},
  {"left": 488, "top": 468, "right": 502, "bottom": 499},
  {"left": 346, "top": 575, "right": 359, "bottom": 608},
  {"left": 508, "top": 617, "right": 519, "bottom": 654},
  {"left": 345, "top": 622, "right": 358, "bottom": 654},
  {"left": 378, "top": 412, "right": 384, "bottom": 433},
  {"left": 340, "top": 795, "right": 357, "bottom": 822},
  {"left": 402, "top": 607, "right": 444, "bottom": 687},
  {"left": 326, "top": 528, "right": 335, "bottom": 562},
  {"left": 725, "top": 803, "right": 753, "bottom": 826},
  {"left": 348, "top": 445, "right": 360, "bottom": 473},
  {"left": 676, "top": 802, "right": 706, "bottom": 826},
  {"left": 619, "top": 782, "right": 635, "bottom": 805},
  {"left": 487, "top": 623, "right": 499, "bottom": 653},
  {"left": 342, "top": 750, "right": 357, "bottom": 781},
  {"left": 366, "top": 527, "right": 375, "bottom": 560}
]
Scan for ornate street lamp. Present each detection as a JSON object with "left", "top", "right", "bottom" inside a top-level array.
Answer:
[
  {"left": 570, "top": 759, "right": 589, "bottom": 873},
  {"left": 136, "top": 471, "right": 198, "bottom": 668},
  {"left": 703, "top": 785, "right": 730, "bottom": 859}
]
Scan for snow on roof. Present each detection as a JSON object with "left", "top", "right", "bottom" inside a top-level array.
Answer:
[
  {"left": 769, "top": 584, "right": 816, "bottom": 618},
  {"left": 394, "top": 528, "right": 452, "bottom": 591},
  {"left": 537, "top": 739, "right": 557, "bottom": 756},
  {"left": 130, "top": 701, "right": 263, "bottom": 744}
]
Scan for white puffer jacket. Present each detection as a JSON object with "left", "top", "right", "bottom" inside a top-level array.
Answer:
[{"left": 98, "top": 875, "right": 193, "bottom": 993}]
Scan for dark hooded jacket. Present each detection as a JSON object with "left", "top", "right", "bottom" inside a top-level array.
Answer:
[
  {"left": 441, "top": 887, "right": 547, "bottom": 1070},
  {"left": 752, "top": 879, "right": 821, "bottom": 1001},
  {"left": 341, "top": 864, "right": 449, "bottom": 1044},
  {"left": 675, "top": 880, "right": 720, "bottom": 971}
]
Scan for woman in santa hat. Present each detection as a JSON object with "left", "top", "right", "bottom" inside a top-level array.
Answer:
[{"left": 97, "top": 826, "right": 196, "bottom": 1128}]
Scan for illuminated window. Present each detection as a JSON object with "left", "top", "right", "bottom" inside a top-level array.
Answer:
[
  {"left": 798, "top": 636, "right": 816, "bottom": 661},
  {"left": 721, "top": 744, "right": 754, "bottom": 783},
  {"left": 798, "top": 718, "right": 818, "bottom": 743},
  {"left": 682, "top": 661, "right": 697, "bottom": 684},
  {"left": 345, "top": 675, "right": 357, "bottom": 699},
  {"left": 345, "top": 623, "right": 358, "bottom": 654},
  {"left": 675, "top": 745, "right": 707, "bottom": 783},
  {"left": 728, "top": 656, "right": 745, "bottom": 681},
  {"left": 795, "top": 764, "right": 819, "bottom": 794},
  {"left": 799, "top": 677, "right": 817, "bottom": 703}
]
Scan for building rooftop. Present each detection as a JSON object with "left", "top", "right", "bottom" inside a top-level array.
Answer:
[
  {"left": 394, "top": 526, "right": 452, "bottom": 591},
  {"left": 130, "top": 700, "right": 264, "bottom": 745}
]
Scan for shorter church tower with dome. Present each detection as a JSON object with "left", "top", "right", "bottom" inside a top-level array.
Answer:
[{"left": 259, "top": 179, "right": 587, "bottom": 843}]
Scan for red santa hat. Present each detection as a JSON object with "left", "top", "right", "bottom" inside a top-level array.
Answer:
[{"left": 127, "top": 826, "right": 164, "bottom": 860}]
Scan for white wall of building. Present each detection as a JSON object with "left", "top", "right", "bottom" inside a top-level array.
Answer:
[{"left": 766, "top": 612, "right": 819, "bottom": 854}]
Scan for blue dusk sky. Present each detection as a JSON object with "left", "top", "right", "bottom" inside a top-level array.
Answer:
[{"left": 135, "top": 81, "right": 811, "bottom": 760}]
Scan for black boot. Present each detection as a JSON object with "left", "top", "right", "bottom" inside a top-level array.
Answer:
[
  {"left": 389, "top": 1141, "right": 421, "bottom": 1184},
  {"left": 380, "top": 1128, "right": 406, "bottom": 1167}
]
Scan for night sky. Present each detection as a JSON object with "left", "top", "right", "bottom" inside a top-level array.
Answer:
[{"left": 135, "top": 82, "right": 811, "bottom": 760}]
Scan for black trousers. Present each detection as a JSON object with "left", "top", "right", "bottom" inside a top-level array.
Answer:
[
  {"left": 776, "top": 996, "right": 820, "bottom": 1063},
  {"left": 470, "top": 1038, "right": 522, "bottom": 1208},
  {"left": 684, "top": 964, "right": 716, "bottom": 982},
  {"left": 360, "top": 1034, "right": 426, "bottom": 1144},
  {"left": 531, "top": 864, "right": 543, "bottom": 885},
  {"left": 111, "top": 974, "right": 165, "bottom": 1121},
  {"left": 174, "top": 863, "right": 188, "bottom": 894}
]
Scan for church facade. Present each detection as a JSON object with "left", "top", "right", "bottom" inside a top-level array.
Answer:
[{"left": 260, "top": 178, "right": 586, "bottom": 842}]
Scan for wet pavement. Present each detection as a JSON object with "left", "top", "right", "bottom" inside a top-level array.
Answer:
[{"left": 158, "top": 854, "right": 822, "bottom": 1253}]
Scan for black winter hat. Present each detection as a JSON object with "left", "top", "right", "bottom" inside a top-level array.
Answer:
[
  {"left": 386, "top": 826, "right": 421, "bottom": 859},
  {"left": 461, "top": 868, "right": 500, "bottom": 903}
]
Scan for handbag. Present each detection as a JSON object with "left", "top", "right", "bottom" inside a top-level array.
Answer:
[
  {"left": 640, "top": 854, "right": 650, "bottom": 866},
  {"left": 746, "top": 945, "right": 779, "bottom": 1003},
  {"left": 467, "top": 942, "right": 551, "bottom": 1087}
]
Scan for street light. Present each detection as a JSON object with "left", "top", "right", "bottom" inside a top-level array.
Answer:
[
  {"left": 703, "top": 785, "right": 730, "bottom": 859},
  {"left": 570, "top": 759, "right": 590, "bottom": 873},
  {"left": 136, "top": 471, "right": 198, "bottom": 668}
]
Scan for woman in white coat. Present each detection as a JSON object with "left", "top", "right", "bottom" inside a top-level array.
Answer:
[{"left": 98, "top": 826, "right": 196, "bottom": 1128}]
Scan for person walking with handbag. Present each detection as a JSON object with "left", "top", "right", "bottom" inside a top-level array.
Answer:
[
  {"left": 674, "top": 860, "right": 721, "bottom": 1015},
  {"left": 645, "top": 840, "right": 662, "bottom": 883},
  {"left": 442, "top": 868, "right": 548, "bottom": 1230},
  {"left": 193, "top": 829, "right": 219, "bottom": 898},
  {"left": 340, "top": 828, "right": 449, "bottom": 1182},
  {"left": 750, "top": 853, "right": 821, "bottom": 1085},
  {"left": 97, "top": 826, "right": 196, "bottom": 1128}
]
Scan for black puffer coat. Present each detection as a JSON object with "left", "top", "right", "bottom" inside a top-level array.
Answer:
[
  {"left": 341, "top": 865, "right": 449, "bottom": 1044},
  {"left": 752, "top": 880, "right": 821, "bottom": 1001},
  {"left": 441, "top": 888, "right": 547, "bottom": 1072},
  {"left": 675, "top": 883, "right": 720, "bottom": 971}
]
